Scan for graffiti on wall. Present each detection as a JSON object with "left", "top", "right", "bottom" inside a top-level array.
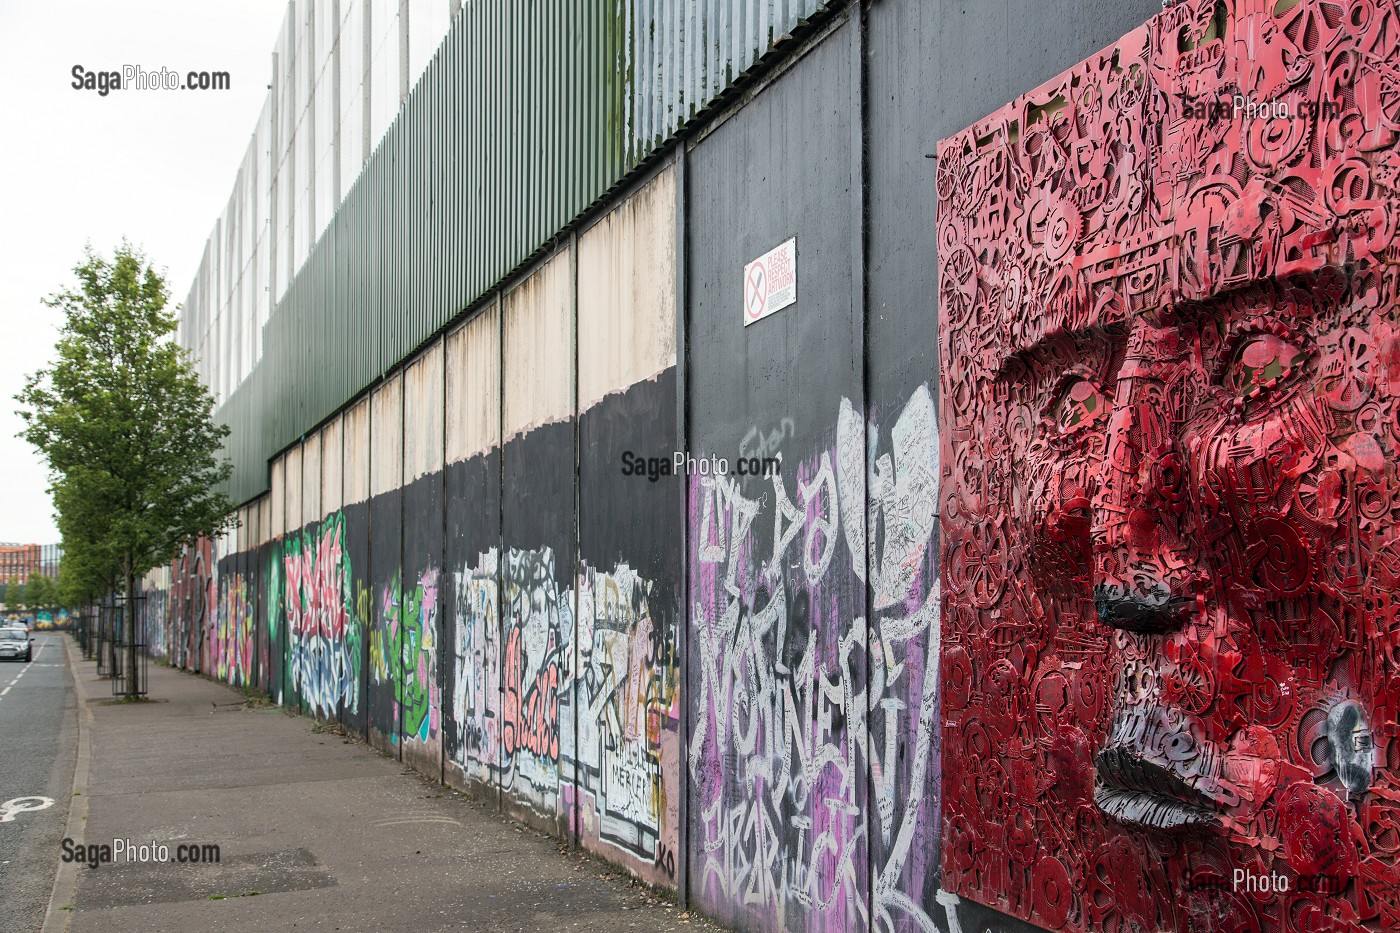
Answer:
[
  {"left": 571, "top": 560, "right": 680, "bottom": 878},
  {"left": 283, "top": 514, "right": 366, "bottom": 719},
  {"left": 33, "top": 609, "right": 71, "bottom": 630},
  {"left": 402, "top": 567, "right": 439, "bottom": 742},
  {"left": 371, "top": 566, "right": 441, "bottom": 744},
  {"left": 448, "top": 545, "right": 681, "bottom": 880},
  {"left": 937, "top": 0, "right": 1400, "bottom": 929},
  {"left": 143, "top": 588, "right": 169, "bottom": 660},
  {"left": 452, "top": 549, "right": 501, "bottom": 782},
  {"left": 170, "top": 537, "right": 214, "bottom": 672},
  {"left": 449, "top": 547, "right": 567, "bottom": 808},
  {"left": 500, "top": 547, "right": 567, "bottom": 809},
  {"left": 688, "top": 385, "right": 941, "bottom": 933},
  {"left": 213, "top": 573, "right": 254, "bottom": 685},
  {"left": 264, "top": 541, "right": 283, "bottom": 701}
]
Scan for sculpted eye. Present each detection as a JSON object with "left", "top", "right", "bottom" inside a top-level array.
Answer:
[
  {"left": 1224, "top": 333, "right": 1308, "bottom": 404},
  {"left": 1053, "top": 377, "right": 1110, "bottom": 436}
]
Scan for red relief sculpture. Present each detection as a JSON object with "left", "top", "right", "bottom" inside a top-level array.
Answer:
[{"left": 937, "top": 2, "right": 1400, "bottom": 930}]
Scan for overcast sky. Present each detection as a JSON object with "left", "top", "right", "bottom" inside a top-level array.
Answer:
[{"left": 0, "top": 0, "right": 286, "bottom": 544}]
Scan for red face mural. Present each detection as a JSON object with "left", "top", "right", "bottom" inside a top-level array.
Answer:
[{"left": 937, "top": 1, "right": 1400, "bottom": 930}]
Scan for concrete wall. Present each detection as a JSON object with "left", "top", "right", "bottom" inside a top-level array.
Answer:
[
  {"left": 341, "top": 397, "right": 371, "bottom": 736},
  {"left": 575, "top": 168, "right": 681, "bottom": 886},
  {"left": 402, "top": 342, "right": 445, "bottom": 777},
  {"left": 368, "top": 373, "right": 404, "bottom": 752},
  {"left": 686, "top": 21, "right": 868, "bottom": 933},
  {"left": 144, "top": 3, "right": 1180, "bottom": 932},
  {"left": 443, "top": 302, "right": 501, "bottom": 797}
]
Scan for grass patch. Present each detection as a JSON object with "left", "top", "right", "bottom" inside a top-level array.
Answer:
[{"left": 237, "top": 682, "right": 276, "bottom": 709}]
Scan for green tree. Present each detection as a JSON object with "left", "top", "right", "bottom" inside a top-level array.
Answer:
[
  {"left": 18, "top": 243, "right": 234, "bottom": 695},
  {"left": 5, "top": 574, "right": 25, "bottom": 608},
  {"left": 23, "top": 573, "right": 36, "bottom": 608},
  {"left": 23, "top": 572, "right": 54, "bottom": 608}
]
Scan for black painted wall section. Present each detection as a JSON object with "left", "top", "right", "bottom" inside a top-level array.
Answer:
[
  {"left": 578, "top": 369, "right": 679, "bottom": 589},
  {"left": 292, "top": 521, "right": 314, "bottom": 716},
  {"left": 244, "top": 540, "right": 258, "bottom": 690},
  {"left": 342, "top": 498, "right": 371, "bottom": 738},
  {"left": 443, "top": 449, "right": 502, "bottom": 797},
  {"left": 500, "top": 418, "right": 575, "bottom": 835},
  {"left": 240, "top": 543, "right": 254, "bottom": 689},
  {"left": 576, "top": 367, "right": 681, "bottom": 884},
  {"left": 401, "top": 469, "right": 444, "bottom": 773},
  {"left": 501, "top": 421, "right": 575, "bottom": 575},
  {"left": 214, "top": 551, "right": 237, "bottom": 684},
  {"left": 685, "top": 15, "right": 867, "bottom": 933},
  {"left": 369, "top": 488, "right": 402, "bottom": 753},
  {"left": 262, "top": 540, "right": 284, "bottom": 704}
]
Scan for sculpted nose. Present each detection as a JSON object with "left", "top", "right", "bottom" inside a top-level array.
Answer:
[{"left": 1090, "top": 367, "right": 1191, "bottom": 634}]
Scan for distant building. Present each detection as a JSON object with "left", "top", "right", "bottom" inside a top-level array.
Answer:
[{"left": 0, "top": 543, "right": 62, "bottom": 580}]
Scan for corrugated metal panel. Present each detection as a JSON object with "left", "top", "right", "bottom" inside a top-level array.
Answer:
[{"left": 195, "top": 0, "right": 845, "bottom": 504}]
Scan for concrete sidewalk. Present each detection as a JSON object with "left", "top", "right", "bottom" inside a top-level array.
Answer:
[{"left": 48, "top": 638, "right": 722, "bottom": 933}]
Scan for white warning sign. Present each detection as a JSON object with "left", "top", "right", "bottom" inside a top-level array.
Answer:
[{"left": 743, "top": 238, "right": 797, "bottom": 327}]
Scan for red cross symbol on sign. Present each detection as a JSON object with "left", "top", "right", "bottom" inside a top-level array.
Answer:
[{"left": 745, "top": 262, "right": 767, "bottom": 320}]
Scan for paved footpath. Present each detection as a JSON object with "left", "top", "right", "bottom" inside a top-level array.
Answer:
[{"left": 46, "top": 637, "right": 724, "bottom": 933}]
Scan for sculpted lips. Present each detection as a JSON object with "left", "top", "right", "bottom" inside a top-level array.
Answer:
[
  {"left": 1093, "top": 582, "right": 1193, "bottom": 636},
  {"left": 1095, "top": 746, "right": 1217, "bottom": 830},
  {"left": 1094, "top": 706, "right": 1222, "bottom": 831}
]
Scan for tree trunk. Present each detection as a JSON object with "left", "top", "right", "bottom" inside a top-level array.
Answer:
[
  {"left": 106, "top": 590, "right": 118, "bottom": 677},
  {"left": 126, "top": 570, "right": 139, "bottom": 697}
]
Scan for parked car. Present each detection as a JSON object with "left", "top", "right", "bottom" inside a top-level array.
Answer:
[{"left": 0, "top": 624, "right": 31, "bottom": 662}]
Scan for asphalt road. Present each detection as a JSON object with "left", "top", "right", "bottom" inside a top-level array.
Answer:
[{"left": 0, "top": 633, "right": 76, "bottom": 933}]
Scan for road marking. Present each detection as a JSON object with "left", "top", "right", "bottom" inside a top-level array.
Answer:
[
  {"left": 0, "top": 650, "right": 39, "bottom": 699},
  {"left": 0, "top": 796, "right": 54, "bottom": 822}
]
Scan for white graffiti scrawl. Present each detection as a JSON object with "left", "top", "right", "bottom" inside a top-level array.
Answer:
[{"left": 689, "top": 385, "right": 943, "bottom": 933}]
